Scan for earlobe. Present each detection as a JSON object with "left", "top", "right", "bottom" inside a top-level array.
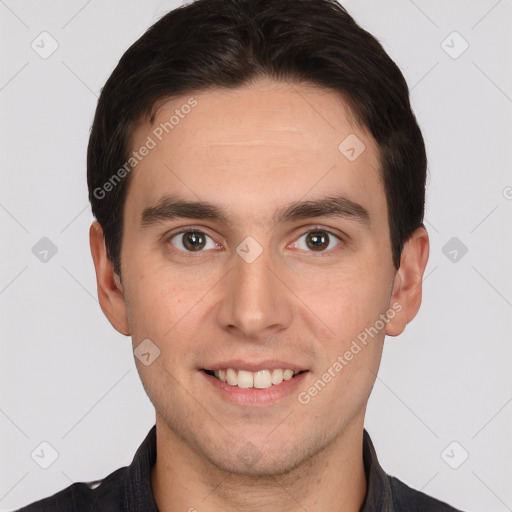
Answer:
[
  {"left": 89, "top": 221, "right": 131, "bottom": 336},
  {"left": 385, "top": 226, "right": 430, "bottom": 337}
]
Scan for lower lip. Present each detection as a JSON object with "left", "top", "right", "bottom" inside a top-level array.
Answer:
[{"left": 201, "top": 370, "right": 308, "bottom": 407}]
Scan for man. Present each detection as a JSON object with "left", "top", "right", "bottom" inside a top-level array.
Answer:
[{"left": 18, "top": 0, "right": 464, "bottom": 510}]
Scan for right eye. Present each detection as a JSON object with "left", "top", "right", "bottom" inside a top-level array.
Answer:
[{"left": 168, "top": 230, "right": 218, "bottom": 252}]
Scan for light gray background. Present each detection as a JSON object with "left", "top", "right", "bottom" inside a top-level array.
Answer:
[{"left": 1, "top": 1, "right": 511, "bottom": 510}]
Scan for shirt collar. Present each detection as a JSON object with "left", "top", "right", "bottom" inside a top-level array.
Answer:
[
  {"left": 124, "top": 424, "right": 159, "bottom": 511},
  {"left": 359, "top": 429, "right": 395, "bottom": 511},
  {"left": 123, "top": 425, "right": 394, "bottom": 511}
]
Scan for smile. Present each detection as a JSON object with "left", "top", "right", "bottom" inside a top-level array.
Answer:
[{"left": 203, "top": 368, "right": 306, "bottom": 389}]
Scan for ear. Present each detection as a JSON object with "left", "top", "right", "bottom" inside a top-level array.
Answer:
[
  {"left": 89, "top": 221, "right": 131, "bottom": 335},
  {"left": 385, "top": 226, "right": 430, "bottom": 337}
]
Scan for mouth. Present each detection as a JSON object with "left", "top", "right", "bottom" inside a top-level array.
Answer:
[{"left": 202, "top": 368, "right": 308, "bottom": 389}]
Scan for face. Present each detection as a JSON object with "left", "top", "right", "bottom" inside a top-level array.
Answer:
[{"left": 91, "top": 78, "right": 428, "bottom": 476}]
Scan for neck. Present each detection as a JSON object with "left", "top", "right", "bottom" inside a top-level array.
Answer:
[{"left": 151, "top": 415, "right": 367, "bottom": 512}]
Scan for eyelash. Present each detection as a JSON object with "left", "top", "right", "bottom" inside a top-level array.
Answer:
[{"left": 165, "top": 226, "right": 343, "bottom": 256}]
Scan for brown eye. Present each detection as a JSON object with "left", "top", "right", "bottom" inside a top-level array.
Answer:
[
  {"left": 183, "top": 232, "right": 205, "bottom": 251},
  {"left": 294, "top": 229, "right": 341, "bottom": 253},
  {"left": 170, "top": 231, "right": 215, "bottom": 252},
  {"left": 306, "top": 231, "right": 329, "bottom": 251}
]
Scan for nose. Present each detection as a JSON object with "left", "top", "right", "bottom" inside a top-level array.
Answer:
[{"left": 215, "top": 241, "right": 293, "bottom": 340}]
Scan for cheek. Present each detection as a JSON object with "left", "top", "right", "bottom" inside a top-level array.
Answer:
[
  {"left": 308, "top": 264, "right": 390, "bottom": 335},
  {"left": 123, "top": 270, "right": 183, "bottom": 340},
  {"left": 306, "top": 279, "right": 387, "bottom": 411},
  {"left": 123, "top": 263, "right": 220, "bottom": 361}
]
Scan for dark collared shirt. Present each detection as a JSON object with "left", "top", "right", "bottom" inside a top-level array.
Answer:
[{"left": 17, "top": 426, "right": 463, "bottom": 511}]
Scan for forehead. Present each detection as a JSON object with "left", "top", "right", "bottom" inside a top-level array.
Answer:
[{"left": 125, "top": 78, "right": 385, "bottom": 228}]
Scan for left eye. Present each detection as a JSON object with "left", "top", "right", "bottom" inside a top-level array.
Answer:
[
  {"left": 170, "top": 231, "right": 217, "bottom": 252},
  {"left": 292, "top": 230, "right": 341, "bottom": 252}
]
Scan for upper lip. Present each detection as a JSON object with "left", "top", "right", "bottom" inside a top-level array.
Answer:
[{"left": 202, "top": 360, "right": 309, "bottom": 372}]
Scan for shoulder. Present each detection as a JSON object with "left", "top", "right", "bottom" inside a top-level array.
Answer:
[
  {"left": 389, "top": 475, "right": 464, "bottom": 512},
  {"left": 15, "top": 466, "right": 127, "bottom": 512}
]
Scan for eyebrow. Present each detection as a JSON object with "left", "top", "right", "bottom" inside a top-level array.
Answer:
[{"left": 140, "top": 194, "right": 370, "bottom": 229}]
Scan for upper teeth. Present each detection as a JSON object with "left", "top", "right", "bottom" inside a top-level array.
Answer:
[{"left": 213, "top": 369, "right": 300, "bottom": 389}]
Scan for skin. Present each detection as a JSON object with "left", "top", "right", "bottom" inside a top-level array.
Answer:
[{"left": 90, "top": 78, "right": 429, "bottom": 512}]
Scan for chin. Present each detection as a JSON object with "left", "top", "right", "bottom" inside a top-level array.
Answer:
[{"left": 201, "top": 433, "right": 326, "bottom": 479}]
